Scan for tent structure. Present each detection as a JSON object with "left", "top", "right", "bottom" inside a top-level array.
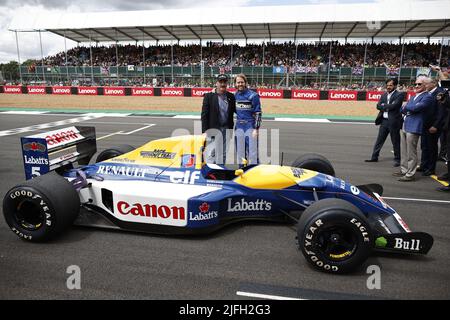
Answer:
[{"left": 8, "top": 1, "right": 450, "bottom": 42}]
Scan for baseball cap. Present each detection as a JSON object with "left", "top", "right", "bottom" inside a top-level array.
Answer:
[{"left": 217, "top": 74, "right": 229, "bottom": 82}]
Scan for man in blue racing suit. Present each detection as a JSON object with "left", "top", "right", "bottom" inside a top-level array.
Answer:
[{"left": 234, "top": 74, "right": 262, "bottom": 166}]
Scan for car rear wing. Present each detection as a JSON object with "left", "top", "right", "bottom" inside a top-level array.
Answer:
[{"left": 21, "top": 126, "right": 96, "bottom": 180}]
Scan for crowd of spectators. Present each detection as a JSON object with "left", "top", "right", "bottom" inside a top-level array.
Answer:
[{"left": 38, "top": 41, "right": 449, "bottom": 69}]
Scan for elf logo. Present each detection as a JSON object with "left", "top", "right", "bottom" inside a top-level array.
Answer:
[{"left": 394, "top": 238, "right": 421, "bottom": 251}]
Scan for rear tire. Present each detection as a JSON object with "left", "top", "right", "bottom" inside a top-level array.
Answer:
[
  {"left": 3, "top": 172, "right": 80, "bottom": 242},
  {"left": 297, "top": 198, "right": 372, "bottom": 274},
  {"left": 292, "top": 153, "right": 335, "bottom": 176},
  {"left": 96, "top": 144, "right": 135, "bottom": 162}
]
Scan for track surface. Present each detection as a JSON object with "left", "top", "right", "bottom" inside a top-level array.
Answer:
[{"left": 0, "top": 113, "right": 449, "bottom": 300}]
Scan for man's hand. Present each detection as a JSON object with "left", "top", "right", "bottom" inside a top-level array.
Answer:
[
  {"left": 252, "top": 129, "right": 259, "bottom": 139},
  {"left": 429, "top": 127, "right": 438, "bottom": 134}
]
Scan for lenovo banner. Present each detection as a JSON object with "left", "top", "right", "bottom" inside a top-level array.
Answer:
[
  {"left": 328, "top": 90, "right": 358, "bottom": 101},
  {"left": 291, "top": 90, "right": 320, "bottom": 100},
  {"left": 366, "top": 91, "right": 383, "bottom": 102},
  {"left": 3, "top": 85, "right": 22, "bottom": 94},
  {"left": 52, "top": 86, "right": 72, "bottom": 95},
  {"left": 161, "top": 88, "right": 184, "bottom": 97},
  {"left": 257, "top": 89, "right": 283, "bottom": 99},
  {"left": 191, "top": 88, "right": 212, "bottom": 97},
  {"left": 103, "top": 87, "right": 125, "bottom": 96},
  {"left": 131, "top": 87, "right": 154, "bottom": 96},
  {"left": 77, "top": 87, "right": 98, "bottom": 95},
  {"left": 27, "top": 86, "right": 46, "bottom": 95}
]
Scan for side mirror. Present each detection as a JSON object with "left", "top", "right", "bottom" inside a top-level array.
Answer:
[{"left": 235, "top": 169, "right": 244, "bottom": 177}]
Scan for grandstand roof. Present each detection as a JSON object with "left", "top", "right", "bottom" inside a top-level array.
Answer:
[{"left": 8, "top": 1, "right": 450, "bottom": 42}]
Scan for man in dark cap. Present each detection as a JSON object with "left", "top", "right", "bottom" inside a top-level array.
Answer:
[{"left": 201, "top": 74, "right": 236, "bottom": 164}]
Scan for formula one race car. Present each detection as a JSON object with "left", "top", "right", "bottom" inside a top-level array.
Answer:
[{"left": 2, "top": 126, "right": 434, "bottom": 274}]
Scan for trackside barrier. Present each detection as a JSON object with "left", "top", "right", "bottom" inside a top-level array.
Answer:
[{"left": 0, "top": 86, "right": 414, "bottom": 101}]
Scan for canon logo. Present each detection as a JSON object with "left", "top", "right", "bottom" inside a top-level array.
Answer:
[
  {"left": 104, "top": 88, "right": 124, "bottom": 95},
  {"left": 162, "top": 89, "right": 183, "bottom": 96},
  {"left": 330, "top": 92, "right": 356, "bottom": 100},
  {"left": 28, "top": 88, "right": 45, "bottom": 93},
  {"left": 117, "top": 201, "right": 186, "bottom": 220},
  {"left": 293, "top": 92, "right": 318, "bottom": 99},
  {"left": 132, "top": 89, "right": 153, "bottom": 95},
  {"left": 259, "top": 91, "right": 282, "bottom": 98},
  {"left": 78, "top": 88, "right": 97, "bottom": 94},
  {"left": 46, "top": 130, "right": 79, "bottom": 146}
]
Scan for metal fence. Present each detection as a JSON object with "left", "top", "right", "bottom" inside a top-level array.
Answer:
[{"left": 9, "top": 65, "right": 438, "bottom": 88}]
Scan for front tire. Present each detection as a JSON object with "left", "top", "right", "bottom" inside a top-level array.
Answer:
[
  {"left": 3, "top": 173, "right": 80, "bottom": 242},
  {"left": 292, "top": 153, "right": 335, "bottom": 176},
  {"left": 297, "top": 198, "right": 373, "bottom": 274},
  {"left": 96, "top": 144, "right": 135, "bottom": 162}
]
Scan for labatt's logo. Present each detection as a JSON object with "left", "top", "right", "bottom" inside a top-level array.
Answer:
[
  {"left": 190, "top": 202, "right": 218, "bottom": 221},
  {"left": 227, "top": 198, "right": 272, "bottom": 213},
  {"left": 24, "top": 155, "right": 48, "bottom": 165},
  {"left": 117, "top": 200, "right": 186, "bottom": 220}
]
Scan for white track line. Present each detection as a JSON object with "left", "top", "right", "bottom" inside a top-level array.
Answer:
[
  {"left": 383, "top": 196, "right": 450, "bottom": 204},
  {"left": 173, "top": 115, "right": 201, "bottom": 119},
  {"left": 236, "top": 291, "right": 304, "bottom": 300},
  {"left": 0, "top": 114, "right": 104, "bottom": 137},
  {"left": 1, "top": 111, "right": 48, "bottom": 115},
  {"left": 273, "top": 118, "right": 330, "bottom": 123}
]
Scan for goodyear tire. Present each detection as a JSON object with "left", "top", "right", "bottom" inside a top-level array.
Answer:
[
  {"left": 297, "top": 198, "right": 372, "bottom": 274},
  {"left": 292, "top": 153, "right": 335, "bottom": 177},
  {"left": 2, "top": 172, "right": 80, "bottom": 242},
  {"left": 96, "top": 144, "right": 134, "bottom": 162}
]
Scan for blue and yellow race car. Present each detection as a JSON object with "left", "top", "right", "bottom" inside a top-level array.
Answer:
[{"left": 2, "top": 126, "right": 433, "bottom": 274}]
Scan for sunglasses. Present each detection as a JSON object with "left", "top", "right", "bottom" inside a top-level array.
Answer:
[{"left": 415, "top": 83, "right": 423, "bottom": 86}]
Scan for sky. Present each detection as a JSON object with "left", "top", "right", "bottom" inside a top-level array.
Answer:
[{"left": 0, "top": 0, "right": 437, "bottom": 63}]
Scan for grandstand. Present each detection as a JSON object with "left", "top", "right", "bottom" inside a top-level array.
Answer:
[{"left": 5, "top": 1, "right": 450, "bottom": 89}]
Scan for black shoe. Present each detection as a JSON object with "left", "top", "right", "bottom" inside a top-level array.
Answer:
[
  {"left": 437, "top": 174, "right": 449, "bottom": 181},
  {"left": 365, "top": 159, "right": 378, "bottom": 163},
  {"left": 392, "top": 171, "right": 405, "bottom": 177},
  {"left": 422, "top": 171, "right": 435, "bottom": 176},
  {"left": 393, "top": 162, "right": 400, "bottom": 167},
  {"left": 438, "top": 156, "right": 448, "bottom": 162},
  {"left": 437, "top": 186, "right": 450, "bottom": 192},
  {"left": 416, "top": 166, "right": 424, "bottom": 172}
]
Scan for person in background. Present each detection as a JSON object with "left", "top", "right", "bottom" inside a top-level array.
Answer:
[
  {"left": 201, "top": 74, "right": 236, "bottom": 164},
  {"left": 394, "top": 76, "right": 433, "bottom": 182},
  {"left": 418, "top": 78, "right": 446, "bottom": 176},
  {"left": 436, "top": 89, "right": 450, "bottom": 191},
  {"left": 365, "top": 78, "right": 404, "bottom": 167},
  {"left": 234, "top": 74, "right": 262, "bottom": 166}
]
